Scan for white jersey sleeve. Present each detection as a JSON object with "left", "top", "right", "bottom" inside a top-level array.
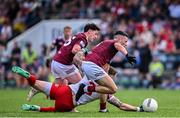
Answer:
[{"left": 69, "top": 76, "right": 100, "bottom": 106}]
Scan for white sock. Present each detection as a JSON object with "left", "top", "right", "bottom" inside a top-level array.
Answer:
[{"left": 99, "top": 108, "right": 108, "bottom": 112}]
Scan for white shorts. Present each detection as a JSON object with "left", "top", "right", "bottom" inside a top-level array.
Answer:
[
  {"left": 82, "top": 61, "right": 108, "bottom": 81},
  {"left": 51, "top": 60, "right": 79, "bottom": 79}
]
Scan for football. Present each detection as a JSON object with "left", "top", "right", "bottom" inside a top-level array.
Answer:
[{"left": 142, "top": 98, "right": 158, "bottom": 112}]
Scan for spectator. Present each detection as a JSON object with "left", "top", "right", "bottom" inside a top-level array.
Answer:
[
  {"left": 13, "top": 11, "right": 27, "bottom": 33},
  {"left": 168, "top": 2, "right": 180, "bottom": 19},
  {"left": 11, "top": 41, "right": 21, "bottom": 66},
  {"left": 0, "top": 64, "right": 5, "bottom": 88},
  {"left": 172, "top": 66, "right": 180, "bottom": 89},
  {"left": 36, "top": 64, "right": 51, "bottom": 82},
  {"left": 137, "top": 39, "right": 152, "bottom": 87},
  {"left": 38, "top": 43, "right": 48, "bottom": 66},
  {"left": 0, "top": 18, "right": 12, "bottom": 46},
  {"left": 22, "top": 42, "right": 37, "bottom": 65},
  {"left": 149, "top": 53, "right": 164, "bottom": 88},
  {"left": 175, "top": 30, "right": 180, "bottom": 54}
]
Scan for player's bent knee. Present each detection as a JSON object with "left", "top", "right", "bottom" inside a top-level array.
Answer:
[{"left": 110, "top": 86, "right": 118, "bottom": 94}]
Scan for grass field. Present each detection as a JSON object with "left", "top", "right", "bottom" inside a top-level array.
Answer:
[{"left": 0, "top": 89, "right": 180, "bottom": 117}]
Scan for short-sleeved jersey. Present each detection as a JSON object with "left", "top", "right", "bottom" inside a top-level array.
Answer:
[
  {"left": 85, "top": 40, "right": 118, "bottom": 67},
  {"left": 53, "top": 33, "right": 88, "bottom": 65},
  {"left": 69, "top": 76, "right": 100, "bottom": 106},
  {"left": 52, "top": 37, "right": 66, "bottom": 53}
]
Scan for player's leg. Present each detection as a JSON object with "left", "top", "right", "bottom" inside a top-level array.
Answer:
[
  {"left": 27, "top": 87, "right": 40, "bottom": 101},
  {"left": 51, "top": 61, "right": 82, "bottom": 85},
  {"left": 27, "top": 60, "right": 68, "bottom": 101},
  {"left": 75, "top": 62, "right": 117, "bottom": 101},
  {"left": 99, "top": 94, "right": 108, "bottom": 112},
  {"left": 21, "top": 104, "right": 56, "bottom": 112},
  {"left": 27, "top": 63, "right": 82, "bottom": 101},
  {"left": 83, "top": 61, "right": 117, "bottom": 94},
  {"left": 54, "top": 78, "right": 68, "bottom": 85},
  {"left": 63, "top": 64, "right": 82, "bottom": 84},
  {"left": 64, "top": 71, "right": 82, "bottom": 84},
  {"left": 98, "top": 65, "right": 117, "bottom": 112},
  {"left": 12, "top": 66, "right": 52, "bottom": 97},
  {"left": 95, "top": 75, "right": 118, "bottom": 94}
]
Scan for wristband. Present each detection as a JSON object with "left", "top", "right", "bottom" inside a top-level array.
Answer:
[{"left": 82, "top": 48, "right": 89, "bottom": 55}]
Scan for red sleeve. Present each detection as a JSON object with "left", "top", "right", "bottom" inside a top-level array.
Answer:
[{"left": 40, "top": 107, "right": 56, "bottom": 112}]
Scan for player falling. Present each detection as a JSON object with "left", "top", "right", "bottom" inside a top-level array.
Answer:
[{"left": 12, "top": 66, "right": 144, "bottom": 112}]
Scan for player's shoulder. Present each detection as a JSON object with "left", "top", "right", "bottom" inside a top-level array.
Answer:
[
  {"left": 100, "top": 39, "right": 115, "bottom": 46},
  {"left": 74, "top": 33, "right": 86, "bottom": 40},
  {"left": 103, "top": 39, "right": 115, "bottom": 43}
]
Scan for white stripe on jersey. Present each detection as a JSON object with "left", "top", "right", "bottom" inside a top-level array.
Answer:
[{"left": 69, "top": 76, "right": 100, "bottom": 106}]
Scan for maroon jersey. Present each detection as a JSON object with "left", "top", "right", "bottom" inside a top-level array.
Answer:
[
  {"left": 85, "top": 40, "right": 118, "bottom": 67},
  {"left": 52, "top": 37, "right": 65, "bottom": 53},
  {"left": 53, "top": 33, "right": 87, "bottom": 65}
]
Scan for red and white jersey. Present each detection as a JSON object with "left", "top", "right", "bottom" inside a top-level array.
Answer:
[
  {"left": 85, "top": 40, "right": 118, "bottom": 67},
  {"left": 53, "top": 33, "right": 88, "bottom": 65},
  {"left": 69, "top": 76, "right": 100, "bottom": 106}
]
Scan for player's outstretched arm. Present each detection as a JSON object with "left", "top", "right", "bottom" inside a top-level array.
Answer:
[
  {"left": 114, "top": 43, "right": 136, "bottom": 65},
  {"left": 107, "top": 95, "right": 142, "bottom": 112},
  {"left": 114, "top": 42, "right": 128, "bottom": 55}
]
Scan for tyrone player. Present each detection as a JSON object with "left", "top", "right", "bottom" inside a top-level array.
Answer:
[
  {"left": 74, "top": 31, "right": 136, "bottom": 110},
  {"left": 12, "top": 66, "right": 144, "bottom": 112}
]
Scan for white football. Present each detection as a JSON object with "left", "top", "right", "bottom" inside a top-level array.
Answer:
[{"left": 142, "top": 98, "right": 158, "bottom": 112}]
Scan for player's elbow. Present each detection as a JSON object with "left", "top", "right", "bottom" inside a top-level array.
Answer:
[
  {"left": 72, "top": 45, "right": 81, "bottom": 54},
  {"left": 72, "top": 48, "right": 78, "bottom": 54}
]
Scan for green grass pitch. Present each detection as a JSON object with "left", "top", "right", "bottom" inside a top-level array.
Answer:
[{"left": 0, "top": 89, "right": 179, "bottom": 117}]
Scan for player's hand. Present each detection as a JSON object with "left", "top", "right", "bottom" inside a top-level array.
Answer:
[
  {"left": 125, "top": 54, "right": 136, "bottom": 65},
  {"left": 139, "top": 105, "right": 144, "bottom": 112}
]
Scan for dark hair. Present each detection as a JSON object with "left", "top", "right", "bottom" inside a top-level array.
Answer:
[
  {"left": 26, "top": 42, "right": 31, "bottom": 48},
  {"left": 84, "top": 23, "right": 100, "bottom": 32},
  {"left": 114, "top": 31, "right": 129, "bottom": 38}
]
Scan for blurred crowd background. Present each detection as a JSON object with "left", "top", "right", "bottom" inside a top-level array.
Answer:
[{"left": 0, "top": 0, "right": 180, "bottom": 89}]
